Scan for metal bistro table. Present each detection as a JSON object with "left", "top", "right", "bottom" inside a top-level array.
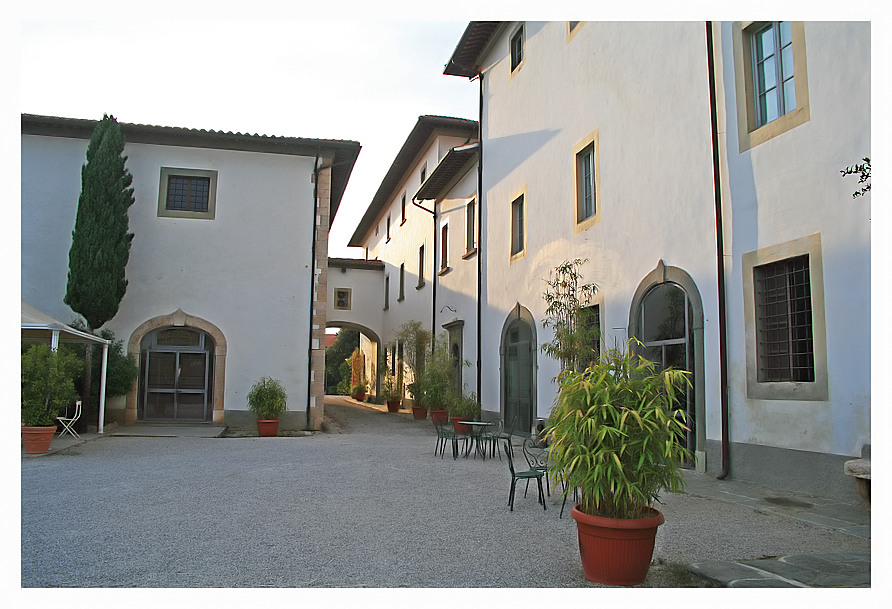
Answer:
[{"left": 456, "top": 421, "right": 492, "bottom": 459}]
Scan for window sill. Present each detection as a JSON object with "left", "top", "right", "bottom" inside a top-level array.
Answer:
[
  {"left": 438, "top": 266, "right": 451, "bottom": 277},
  {"left": 397, "top": 297, "right": 405, "bottom": 303},
  {"left": 416, "top": 282, "right": 426, "bottom": 290},
  {"left": 462, "top": 248, "right": 477, "bottom": 260}
]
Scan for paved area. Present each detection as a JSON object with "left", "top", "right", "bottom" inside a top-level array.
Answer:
[{"left": 21, "top": 397, "right": 872, "bottom": 592}]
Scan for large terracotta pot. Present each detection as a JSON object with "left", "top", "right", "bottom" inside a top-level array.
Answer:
[
  {"left": 256, "top": 420, "right": 280, "bottom": 437},
  {"left": 352, "top": 392, "right": 366, "bottom": 402},
  {"left": 430, "top": 409, "right": 448, "bottom": 425},
  {"left": 386, "top": 400, "right": 401, "bottom": 413},
  {"left": 22, "top": 425, "right": 57, "bottom": 454},
  {"left": 451, "top": 416, "right": 470, "bottom": 434},
  {"left": 411, "top": 406, "right": 428, "bottom": 420},
  {"left": 570, "top": 505, "right": 664, "bottom": 586}
]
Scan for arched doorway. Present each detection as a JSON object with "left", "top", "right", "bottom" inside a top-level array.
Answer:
[
  {"left": 500, "top": 304, "right": 537, "bottom": 435},
  {"left": 139, "top": 327, "right": 215, "bottom": 421},
  {"left": 629, "top": 261, "right": 705, "bottom": 464},
  {"left": 126, "top": 310, "right": 227, "bottom": 425}
]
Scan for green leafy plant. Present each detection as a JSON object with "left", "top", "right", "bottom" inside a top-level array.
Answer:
[
  {"left": 350, "top": 380, "right": 368, "bottom": 397},
  {"left": 380, "top": 370, "right": 401, "bottom": 402},
  {"left": 21, "top": 344, "right": 84, "bottom": 427},
  {"left": 396, "top": 321, "right": 431, "bottom": 397},
  {"left": 417, "top": 335, "right": 457, "bottom": 410},
  {"left": 246, "top": 377, "right": 288, "bottom": 420},
  {"left": 542, "top": 259, "right": 600, "bottom": 373},
  {"left": 840, "top": 157, "right": 870, "bottom": 198},
  {"left": 69, "top": 322, "right": 139, "bottom": 406},
  {"left": 447, "top": 391, "right": 481, "bottom": 419},
  {"left": 544, "top": 341, "right": 692, "bottom": 519}
]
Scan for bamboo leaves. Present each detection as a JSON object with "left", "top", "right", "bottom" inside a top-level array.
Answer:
[{"left": 544, "top": 341, "right": 693, "bottom": 519}]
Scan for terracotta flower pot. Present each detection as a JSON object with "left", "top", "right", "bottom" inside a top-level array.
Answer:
[
  {"left": 412, "top": 406, "right": 428, "bottom": 420},
  {"left": 430, "top": 409, "right": 448, "bottom": 424},
  {"left": 352, "top": 393, "right": 366, "bottom": 402},
  {"left": 256, "top": 420, "right": 280, "bottom": 437},
  {"left": 451, "top": 416, "right": 470, "bottom": 434},
  {"left": 386, "top": 400, "right": 401, "bottom": 413},
  {"left": 570, "top": 505, "right": 664, "bottom": 586},
  {"left": 22, "top": 425, "right": 57, "bottom": 454}
]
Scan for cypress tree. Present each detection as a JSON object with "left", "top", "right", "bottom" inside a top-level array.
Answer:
[{"left": 64, "top": 114, "right": 135, "bottom": 426}]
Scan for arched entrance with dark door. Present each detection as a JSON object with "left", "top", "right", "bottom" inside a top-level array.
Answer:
[
  {"left": 629, "top": 261, "right": 705, "bottom": 467},
  {"left": 500, "top": 303, "right": 537, "bottom": 436},
  {"left": 126, "top": 310, "right": 227, "bottom": 425},
  {"left": 139, "top": 327, "right": 215, "bottom": 422}
]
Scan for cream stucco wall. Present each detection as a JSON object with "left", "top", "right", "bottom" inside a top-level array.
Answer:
[
  {"left": 22, "top": 133, "right": 319, "bottom": 425},
  {"left": 476, "top": 22, "right": 720, "bottom": 440},
  {"left": 716, "top": 21, "right": 871, "bottom": 458}
]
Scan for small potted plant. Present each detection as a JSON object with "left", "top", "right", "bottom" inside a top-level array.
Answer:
[
  {"left": 21, "top": 343, "right": 83, "bottom": 454},
  {"left": 447, "top": 391, "right": 480, "bottom": 434},
  {"left": 407, "top": 379, "right": 427, "bottom": 420},
  {"left": 380, "top": 370, "right": 401, "bottom": 413},
  {"left": 544, "top": 340, "right": 692, "bottom": 586},
  {"left": 246, "top": 376, "right": 288, "bottom": 437},
  {"left": 420, "top": 335, "right": 455, "bottom": 424}
]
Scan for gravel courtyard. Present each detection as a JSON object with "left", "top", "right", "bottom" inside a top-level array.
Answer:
[{"left": 21, "top": 398, "right": 869, "bottom": 588}]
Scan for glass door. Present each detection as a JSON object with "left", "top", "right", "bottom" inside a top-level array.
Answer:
[
  {"left": 638, "top": 283, "right": 695, "bottom": 452},
  {"left": 140, "top": 328, "right": 213, "bottom": 422},
  {"left": 505, "top": 321, "right": 533, "bottom": 435}
]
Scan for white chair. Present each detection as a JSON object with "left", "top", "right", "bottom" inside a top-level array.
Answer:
[{"left": 57, "top": 400, "right": 82, "bottom": 438}]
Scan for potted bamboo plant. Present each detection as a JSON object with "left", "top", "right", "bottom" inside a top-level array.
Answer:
[
  {"left": 419, "top": 336, "right": 454, "bottom": 424},
  {"left": 381, "top": 370, "right": 401, "bottom": 413},
  {"left": 544, "top": 341, "right": 692, "bottom": 586},
  {"left": 21, "top": 343, "right": 83, "bottom": 454},
  {"left": 246, "top": 376, "right": 287, "bottom": 437},
  {"left": 447, "top": 391, "right": 480, "bottom": 434}
]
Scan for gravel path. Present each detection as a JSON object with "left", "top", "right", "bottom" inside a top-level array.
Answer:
[{"left": 21, "top": 398, "right": 869, "bottom": 588}]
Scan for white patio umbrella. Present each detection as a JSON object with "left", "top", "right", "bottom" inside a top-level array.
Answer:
[{"left": 21, "top": 301, "right": 111, "bottom": 433}]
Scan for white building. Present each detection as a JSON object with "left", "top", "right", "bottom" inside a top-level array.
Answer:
[
  {"left": 435, "top": 20, "right": 870, "bottom": 498},
  {"left": 345, "top": 115, "right": 479, "bottom": 400},
  {"left": 21, "top": 114, "right": 360, "bottom": 431},
  {"left": 335, "top": 21, "right": 869, "bottom": 500}
]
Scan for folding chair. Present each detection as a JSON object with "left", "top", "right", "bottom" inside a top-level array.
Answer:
[{"left": 57, "top": 400, "right": 82, "bottom": 439}]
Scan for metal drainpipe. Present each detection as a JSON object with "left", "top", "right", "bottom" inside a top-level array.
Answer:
[
  {"left": 411, "top": 197, "right": 437, "bottom": 351},
  {"left": 475, "top": 71, "right": 484, "bottom": 405},
  {"left": 706, "top": 22, "right": 731, "bottom": 479}
]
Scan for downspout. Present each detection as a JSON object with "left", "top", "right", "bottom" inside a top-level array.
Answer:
[
  {"left": 706, "top": 22, "right": 731, "bottom": 479},
  {"left": 411, "top": 197, "right": 437, "bottom": 350},
  {"left": 475, "top": 71, "right": 484, "bottom": 405}
]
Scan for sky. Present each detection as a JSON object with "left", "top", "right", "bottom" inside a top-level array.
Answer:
[{"left": 13, "top": 9, "right": 480, "bottom": 258}]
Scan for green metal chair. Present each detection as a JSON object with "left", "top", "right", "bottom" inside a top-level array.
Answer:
[
  {"left": 433, "top": 417, "right": 468, "bottom": 459},
  {"left": 504, "top": 440, "right": 546, "bottom": 511}
]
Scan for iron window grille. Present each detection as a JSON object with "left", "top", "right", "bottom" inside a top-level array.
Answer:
[{"left": 754, "top": 254, "right": 814, "bottom": 382}]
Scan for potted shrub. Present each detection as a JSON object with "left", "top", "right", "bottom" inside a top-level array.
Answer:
[
  {"left": 447, "top": 391, "right": 480, "bottom": 434},
  {"left": 246, "top": 376, "right": 287, "bottom": 437},
  {"left": 544, "top": 341, "right": 692, "bottom": 586},
  {"left": 21, "top": 344, "right": 83, "bottom": 454},
  {"left": 407, "top": 380, "right": 427, "bottom": 420},
  {"left": 396, "top": 321, "right": 431, "bottom": 419},
  {"left": 419, "top": 337, "right": 454, "bottom": 424},
  {"left": 381, "top": 370, "right": 401, "bottom": 413},
  {"left": 350, "top": 380, "right": 368, "bottom": 402}
]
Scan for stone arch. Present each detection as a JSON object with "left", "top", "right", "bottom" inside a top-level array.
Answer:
[
  {"left": 126, "top": 309, "right": 227, "bottom": 424},
  {"left": 326, "top": 320, "right": 382, "bottom": 399},
  {"left": 628, "top": 260, "right": 706, "bottom": 468}
]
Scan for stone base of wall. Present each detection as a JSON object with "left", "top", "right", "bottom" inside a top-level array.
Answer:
[
  {"left": 704, "top": 439, "right": 861, "bottom": 503},
  {"left": 223, "top": 409, "right": 309, "bottom": 432}
]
